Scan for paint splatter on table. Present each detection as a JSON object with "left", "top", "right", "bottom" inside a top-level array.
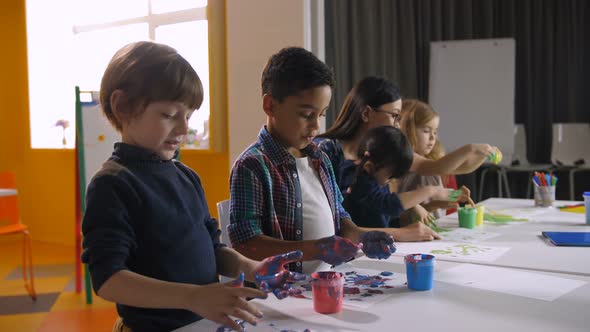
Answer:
[
  {"left": 291, "top": 267, "right": 408, "bottom": 308},
  {"left": 216, "top": 321, "right": 313, "bottom": 332}
]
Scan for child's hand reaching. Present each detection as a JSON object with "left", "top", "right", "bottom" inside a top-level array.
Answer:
[
  {"left": 426, "top": 200, "right": 459, "bottom": 210},
  {"left": 397, "top": 222, "right": 441, "bottom": 241},
  {"left": 456, "top": 186, "right": 475, "bottom": 205},
  {"left": 314, "top": 235, "right": 360, "bottom": 266},
  {"left": 433, "top": 185, "right": 473, "bottom": 205},
  {"left": 185, "top": 274, "right": 267, "bottom": 331},
  {"left": 359, "top": 231, "right": 396, "bottom": 260},
  {"left": 472, "top": 143, "right": 495, "bottom": 158},
  {"left": 411, "top": 204, "right": 431, "bottom": 224},
  {"left": 430, "top": 186, "right": 454, "bottom": 201},
  {"left": 254, "top": 251, "right": 306, "bottom": 299}
]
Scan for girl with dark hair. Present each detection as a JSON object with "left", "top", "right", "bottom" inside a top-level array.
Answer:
[{"left": 341, "top": 126, "right": 452, "bottom": 236}]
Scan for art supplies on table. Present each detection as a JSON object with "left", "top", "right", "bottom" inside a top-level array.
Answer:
[
  {"left": 393, "top": 241, "right": 511, "bottom": 263},
  {"left": 584, "top": 192, "right": 590, "bottom": 224},
  {"left": 404, "top": 254, "right": 435, "bottom": 291},
  {"left": 541, "top": 232, "right": 590, "bottom": 247},
  {"left": 437, "top": 227, "right": 500, "bottom": 243},
  {"left": 557, "top": 203, "right": 585, "bottom": 214},
  {"left": 292, "top": 266, "right": 407, "bottom": 309},
  {"left": 533, "top": 172, "right": 556, "bottom": 207},
  {"left": 310, "top": 272, "right": 343, "bottom": 314},
  {"left": 458, "top": 207, "right": 477, "bottom": 228}
]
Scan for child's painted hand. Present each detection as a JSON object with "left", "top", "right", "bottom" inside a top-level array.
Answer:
[
  {"left": 254, "top": 251, "right": 306, "bottom": 299},
  {"left": 487, "top": 147, "right": 503, "bottom": 164},
  {"left": 411, "top": 204, "right": 431, "bottom": 224},
  {"left": 314, "top": 235, "right": 360, "bottom": 266},
  {"left": 472, "top": 143, "right": 494, "bottom": 158},
  {"left": 456, "top": 185, "right": 474, "bottom": 204},
  {"left": 427, "top": 200, "right": 459, "bottom": 210},
  {"left": 430, "top": 186, "right": 453, "bottom": 201},
  {"left": 185, "top": 274, "right": 267, "bottom": 331},
  {"left": 359, "top": 231, "right": 396, "bottom": 260}
]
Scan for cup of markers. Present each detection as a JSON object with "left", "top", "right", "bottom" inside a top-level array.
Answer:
[
  {"left": 533, "top": 172, "right": 556, "bottom": 207},
  {"left": 583, "top": 192, "right": 590, "bottom": 225}
]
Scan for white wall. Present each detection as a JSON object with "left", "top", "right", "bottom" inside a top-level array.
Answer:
[{"left": 226, "top": 0, "right": 307, "bottom": 165}]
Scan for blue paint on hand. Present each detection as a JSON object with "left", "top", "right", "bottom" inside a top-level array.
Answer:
[
  {"left": 255, "top": 250, "right": 306, "bottom": 299},
  {"left": 314, "top": 235, "right": 359, "bottom": 266},
  {"left": 359, "top": 231, "right": 396, "bottom": 260},
  {"left": 231, "top": 272, "right": 245, "bottom": 287}
]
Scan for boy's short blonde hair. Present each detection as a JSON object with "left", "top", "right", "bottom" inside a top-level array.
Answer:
[{"left": 100, "top": 41, "right": 203, "bottom": 131}]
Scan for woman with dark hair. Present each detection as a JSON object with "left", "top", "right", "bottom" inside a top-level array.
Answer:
[
  {"left": 316, "top": 77, "right": 493, "bottom": 241},
  {"left": 317, "top": 77, "right": 495, "bottom": 184}
]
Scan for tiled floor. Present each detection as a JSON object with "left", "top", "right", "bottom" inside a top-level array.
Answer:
[{"left": 0, "top": 239, "right": 117, "bottom": 331}]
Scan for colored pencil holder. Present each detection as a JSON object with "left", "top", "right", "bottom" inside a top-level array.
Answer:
[
  {"left": 583, "top": 192, "right": 590, "bottom": 225},
  {"left": 475, "top": 206, "right": 485, "bottom": 226},
  {"left": 458, "top": 207, "right": 477, "bottom": 229},
  {"left": 534, "top": 185, "right": 555, "bottom": 207},
  {"left": 404, "top": 254, "right": 435, "bottom": 291},
  {"left": 311, "top": 272, "right": 344, "bottom": 314}
]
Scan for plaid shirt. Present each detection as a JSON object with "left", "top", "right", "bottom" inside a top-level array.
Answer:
[{"left": 228, "top": 126, "right": 351, "bottom": 272}]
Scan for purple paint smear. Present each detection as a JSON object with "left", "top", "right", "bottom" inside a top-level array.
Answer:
[
  {"left": 293, "top": 270, "right": 396, "bottom": 302},
  {"left": 268, "top": 323, "right": 312, "bottom": 332}
]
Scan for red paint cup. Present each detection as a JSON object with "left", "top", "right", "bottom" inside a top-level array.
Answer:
[{"left": 310, "top": 271, "right": 344, "bottom": 314}]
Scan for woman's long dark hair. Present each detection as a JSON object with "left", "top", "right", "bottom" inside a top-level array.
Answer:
[{"left": 319, "top": 76, "right": 401, "bottom": 141}]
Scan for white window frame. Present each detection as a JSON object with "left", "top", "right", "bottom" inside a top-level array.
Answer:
[{"left": 26, "top": 0, "right": 210, "bottom": 150}]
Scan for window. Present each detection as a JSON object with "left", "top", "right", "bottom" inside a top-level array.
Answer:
[{"left": 26, "top": 0, "right": 211, "bottom": 149}]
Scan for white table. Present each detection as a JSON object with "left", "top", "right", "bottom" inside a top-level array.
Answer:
[
  {"left": 178, "top": 259, "right": 590, "bottom": 332},
  {"left": 177, "top": 198, "right": 590, "bottom": 331},
  {"left": 418, "top": 198, "right": 590, "bottom": 276},
  {"left": 0, "top": 189, "right": 17, "bottom": 197}
]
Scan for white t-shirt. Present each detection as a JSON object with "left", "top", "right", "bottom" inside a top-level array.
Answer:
[{"left": 295, "top": 157, "right": 335, "bottom": 274}]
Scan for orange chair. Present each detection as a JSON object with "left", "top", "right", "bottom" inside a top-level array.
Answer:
[{"left": 0, "top": 171, "right": 36, "bottom": 300}]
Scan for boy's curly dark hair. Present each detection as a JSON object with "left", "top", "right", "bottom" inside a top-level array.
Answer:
[{"left": 261, "top": 47, "right": 334, "bottom": 102}]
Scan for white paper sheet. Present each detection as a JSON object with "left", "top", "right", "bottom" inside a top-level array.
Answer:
[
  {"left": 292, "top": 267, "right": 407, "bottom": 309},
  {"left": 437, "top": 227, "right": 500, "bottom": 243},
  {"left": 490, "top": 207, "right": 547, "bottom": 220},
  {"left": 393, "top": 241, "right": 510, "bottom": 263},
  {"left": 435, "top": 264, "right": 587, "bottom": 301}
]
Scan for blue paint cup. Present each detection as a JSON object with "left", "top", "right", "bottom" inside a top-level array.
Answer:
[
  {"left": 583, "top": 192, "right": 590, "bottom": 225},
  {"left": 404, "top": 254, "right": 435, "bottom": 291}
]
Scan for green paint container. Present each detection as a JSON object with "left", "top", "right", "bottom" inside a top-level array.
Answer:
[{"left": 458, "top": 207, "right": 477, "bottom": 229}]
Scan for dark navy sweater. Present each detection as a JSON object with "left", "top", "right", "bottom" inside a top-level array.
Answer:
[
  {"left": 340, "top": 160, "right": 405, "bottom": 228},
  {"left": 81, "top": 143, "right": 222, "bottom": 332}
]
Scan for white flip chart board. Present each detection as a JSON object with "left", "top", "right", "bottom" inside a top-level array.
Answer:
[{"left": 429, "top": 39, "right": 515, "bottom": 165}]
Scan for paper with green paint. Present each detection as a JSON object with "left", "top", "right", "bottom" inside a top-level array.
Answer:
[{"left": 393, "top": 241, "right": 510, "bottom": 263}]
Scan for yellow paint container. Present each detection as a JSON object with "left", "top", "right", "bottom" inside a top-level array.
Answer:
[{"left": 476, "top": 206, "right": 485, "bottom": 226}]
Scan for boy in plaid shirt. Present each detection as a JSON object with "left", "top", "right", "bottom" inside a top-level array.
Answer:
[{"left": 229, "top": 47, "right": 395, "bottom": 274}]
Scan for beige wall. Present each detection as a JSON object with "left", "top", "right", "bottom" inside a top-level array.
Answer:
[{"left": 226, "top": 0, "right": 307, "bottom": 165}]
